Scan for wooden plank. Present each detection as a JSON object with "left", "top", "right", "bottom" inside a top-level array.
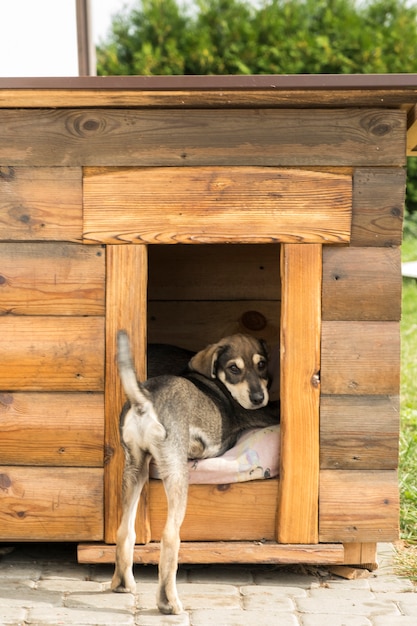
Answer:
[
  {"left": 0, "top": 108, "right": 405, "bottom": 167},
  {"left": 149, "top": 479, "right": 279, "bottom": 542},
  {"left": 321, "top": 321, "right": 400, "bottom": 395},
  {"left": 0, "top": 166, "right": 82, "bottom": 242},
  {"left": 350, "top": 168, "right": 405, "bottom": 247},
  {"left": 0, "top": 317, "right": 104, "bottom": 391},
  {"left": 104, "top": 245, "right": 149, "bottom": 544},
  {"left": 0, "top": 392, "right": 104, "bottom": 466},
  {"left": 0, "top": 242, "right": 105, "bottom": 315},
  {"left": 149, "top": 244, "right": 281, "bottom": 301},
  {"left": 0, "top": 467, "right": 103, "bottom": 541},
  {"left": 319, "top": 470, "right": 399, "bottom": 543},
  {"left": 83, "top": 167, "right": 352, "bottom": 245},
  {"left": 78, "top": 541, "right": 345, "bottom": 565},
  {"left": 0, "top": 80, "right": 416, "bottom": 109},
  {"left": 343, "top": 543, "right": 377, "bottom": 568},
  {"left": 407, "top": 104, "right": 417, "bottom": 155},
  {"left": 322, "top": 247, "right": 401, "bottom": 321},
  {"left": 320, "top": 395, "right": 400, "bottom": 470},
  {"left": 148, "top": 301, "right": 281, "bottom": 351},
  {"left": 277, "top": 244, "right": 321, "bottom": 544}
]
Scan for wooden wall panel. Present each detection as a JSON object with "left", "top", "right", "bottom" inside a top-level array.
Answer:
[
  {"left": 0, "top": 467, "right": 103, "bottom": 541},
  {"left": 148, "top": 301, "right": 280, "bottom": 351},
  {"left": 320, "top": 395, "right": 399, "bottom": 470},
  {"left": 0, "top": 167, "right": 82, "bottom": 242},
  {"left": 321, "top": 321, "right": 400, "bottom": 395},
  {"left": 0, "top": 109, "right": 405, "bottom": 167},
  {"left": 0, "top": 317, "right": 104, "bottom": 391},
  {"left": 0, "top": 392, "right": 104, "bottom": 466},
  {"left": 149, "top": 480, "right": 279, "bottom": 542},
  {"left": 83, "top": 167, "right": 352, "bottom": 245},
  {"left": 350, "top": 168, "right": 405, "bottom": 247},
  {"left": 148, "top": 244, "right": 281, "bottom": 301},
  {"left": 0, "top": 243, "right": 105, "bottom": 315},
  {"left": 319, "top": 470, "right": 399, "bottom": 542},
  {"left": 322, "top": 247, "right": 401, "bottom": 321}
]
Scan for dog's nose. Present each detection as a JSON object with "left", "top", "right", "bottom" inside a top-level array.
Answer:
[{"left": 250, "top": 391, "right": 265, "bottom": 406}]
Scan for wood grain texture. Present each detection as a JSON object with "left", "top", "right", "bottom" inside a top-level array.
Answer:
[
  {"left": 0, "top": 317, "right": 104, "bottom": 391},
  {"left": 78, "top": 541, "right": 345, "bottom": 566},
  {"left": 0, "top": 242, "right": 105, "bottom": 315},
  {"left": 148, "top": 244, "right": 281, "bottom": 301},
  {"left": 350, "top": 168, "right": 405, "bottom": 247},
  {"left": 0, "top": 392, "right": 104, "bottom": 466},
  {"left": 149, "top": 479, "right": 279, "bottom": 541},
  {"left": 320, "top": 395, "right": 400, "bottom": 470},
  {"left": 148, "top": 301, "right": 280, "bottom": 351},
  {"left": 321, "top": 321, "right": 400, "bottom": 395},
  {"left": 319, "top": 470, "right": 399, "bottom": 543},
  {"left": 0, "top": 108, "right": 405, "bottom": 167},
  {"left": 277, "top": 244, "right": 321, "bottom": 544},
  {"left": 342, "top": 543, "right": 377, "bottom": 567},
  {"left": 83, "top": 167, "right": 352, "bottom": 245},
  {"left": 322, "top": 246, "right": 401, "bottom": 321},
  {"left": 0, "top": 467, "right": 103, "bottom": 541},
  {"left": 0, "top": 166, "right": 82, "bottom": 241},
  {"left": 104, "top": 244, "right": 148, "bottom": 544}
]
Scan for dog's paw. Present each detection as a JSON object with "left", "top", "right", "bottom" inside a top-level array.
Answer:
[
  {"left": 111, "top": 572, "right": 136, "bottom": 594},
  {"left": 158, "top": 598, "right": 184, "bottom": 615}
]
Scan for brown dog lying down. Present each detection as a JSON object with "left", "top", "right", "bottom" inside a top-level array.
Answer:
[{"left": 111, "top": 332, "right": 279, "bottom": 614}]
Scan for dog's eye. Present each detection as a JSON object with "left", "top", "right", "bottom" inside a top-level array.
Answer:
[
  {"left": 229, "top": 364, "right": 241, "bottom": 375},
  {"left": 257, "top": 360, "right": 267, "bottom": 371}
]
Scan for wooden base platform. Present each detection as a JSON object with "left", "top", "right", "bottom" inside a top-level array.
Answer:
[{"left": 78, "top": 541, "right": 345, "bottom": 566}]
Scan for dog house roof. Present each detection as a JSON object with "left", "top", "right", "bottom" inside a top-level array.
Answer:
[{"left": 2, "top": 74, "right": 417, "bottom": 154}]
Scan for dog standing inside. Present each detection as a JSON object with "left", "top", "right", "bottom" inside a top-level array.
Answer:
[{"left": 111, "top": 330, "right": 278, "bottom": 614}]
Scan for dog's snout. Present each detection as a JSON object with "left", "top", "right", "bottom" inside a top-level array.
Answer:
[{"left": 250, "top": 391, "right": 265, "bottom": 406}]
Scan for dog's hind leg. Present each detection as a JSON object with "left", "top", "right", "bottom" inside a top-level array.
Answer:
[
  {"left": 157, "top": 469, "right": 188, "bottom": 615},
  {"left": 111, "top": 451, "right": 150, "bottom": 594}
]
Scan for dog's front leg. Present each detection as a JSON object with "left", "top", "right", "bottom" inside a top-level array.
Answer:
[
  {"left": 157, "top": 471, "right": 188, "bottom": 615},
  {"left": 112, "top": 453, "right": 150, "bottom": 594}
]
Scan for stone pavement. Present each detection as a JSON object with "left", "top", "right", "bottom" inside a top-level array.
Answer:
[{"left": 0, "top": 542, "right": 416, "bottom": 625}]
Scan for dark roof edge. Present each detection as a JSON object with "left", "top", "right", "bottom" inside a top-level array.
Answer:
[{"left": 2, "top": 74, "right": 417, "bottom": 91}]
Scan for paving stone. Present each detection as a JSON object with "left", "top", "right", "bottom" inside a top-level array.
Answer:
[
  {"left": 325, "top": 579, "right": 371, "bottom": 590},
  {"left": 241, "top": 590, "right": 295, "bottom": 612},
  {"left": 372, "top": 618, "right": 417, "bottom": 626},
  {"left": 0, "top": 606, "right": 27, "bottom": 625},
  {"left": 296, "top": 597, "right": 401, "bottom": 616},
  {"left": 174, "top": 583, "right": 241, "bottom": 611},
  {"left": 65, "top": 589, "right": 136, "bottom": 612},
  {"left": 300, "top": 616, "right": 372, "bottom": 626},
  {"left": 0, "top": 562, "right": 41, "bottom": 581},
  {"left": 241, "top": 584, "right": 307, "bottom": 598},
  {"left": 190, "top": 609, "right": 300, "bottom": 625},
  {"left": 27, "top": 606, "right": 135, "bottom": 625},
  {"left": 0, "top": 583, "right": 58, "bottom": 608},
  {"left": 187, "top": 565, "right": 253, "bottom": 585},
  {"left": 136, "top": 609, "right": 190, "bottom": 625},
  {"left": 369, "top": 576, "right": 415, "bottom": 593},
  {"left": 253, "top": 568, "right": 317, "bottom": 588},
  {"left": 40, "top": 562, "right": 91, "bottom": 581},
  {"left": 38, "top": 578, "right": 104, "bottom": 593},
  {"left": 308, "top": 587, "right": 375, "bottom": 600}
]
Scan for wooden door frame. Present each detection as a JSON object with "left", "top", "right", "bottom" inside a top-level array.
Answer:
[{"left": 104, "top": 242, "right": 322, "bottom": 546}]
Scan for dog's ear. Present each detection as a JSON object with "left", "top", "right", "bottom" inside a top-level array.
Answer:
[{"left": 188, "top": 341, "right": 225, "bottom": 378}]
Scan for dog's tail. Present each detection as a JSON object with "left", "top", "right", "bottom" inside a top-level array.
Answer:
[{"left": 117, "top": 330, "right": 166, "bottom": 444}]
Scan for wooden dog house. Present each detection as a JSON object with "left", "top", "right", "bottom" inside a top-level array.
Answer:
[{"left": 0, "top": 74, "right": 416, "bottom": 568}]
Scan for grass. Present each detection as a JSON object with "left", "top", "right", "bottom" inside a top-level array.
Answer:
[{"left": 394, "top": 235, "right": 417, "bottom": 579}]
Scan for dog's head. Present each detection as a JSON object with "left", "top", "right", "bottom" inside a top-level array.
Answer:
[{"left": 188, "top": 334, "right": 269, "bottom": 410}]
